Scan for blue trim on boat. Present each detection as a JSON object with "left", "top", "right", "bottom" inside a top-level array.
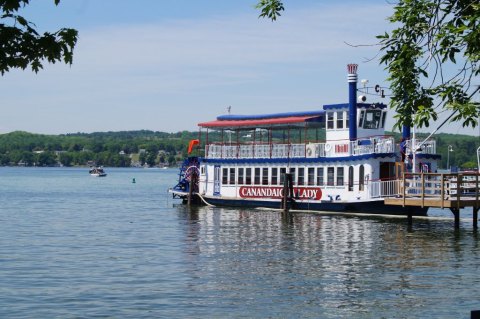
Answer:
[
  {"left": 216, "top": 110, "right": 325, "bottom": 121},
  {"left": 201, "top": 153, "right": 396, "bottom": 165},
  {"left": 323, "top": 103, "right": 387, "bottom": 110}
]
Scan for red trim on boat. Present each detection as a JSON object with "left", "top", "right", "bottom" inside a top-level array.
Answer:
[{"left": 198, "top": 115, "right": 322, "bottom": 129}]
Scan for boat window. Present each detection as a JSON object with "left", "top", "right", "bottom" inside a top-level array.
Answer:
[
  {"left": 337, "top": 112, "right": 344, "bottom": 129},
  {"left": 200, "top": 165, "right": 205, "bottom": 175},
  {"left": 381, "top": 111, "right": 387, "bottom": 128},
  {"left": 348, "top": 166, "right": 354, "bottom": 191},
  {"left": 229, "top": 168, "right": 235, "bottom": 185},
  {"left": 316, "top": 167, "right": 324, "bottom": 186},
  {"left": 290, "top": 167, "right": 296, "bottom": 186},
  {"left": 262, "top": 167, "right": 269, "bottom": 185},
  {"left": 337, "top": 167, "right": 344, "bottom": 186},
  {"left": 272, "top": 168, "right": 278, "bottom": 185},
  {"left": 358, "top": 110, "right": 365, "bottom": 128},
  {"left": 359, "top": 165, "right": 365, "bottom": 191},
  {"left": 280, "top": 167, "right": 286, "bottom": 185},
  {"left": 238, "top": 168, "right": 244, "bottom": 185},
  {"left": 254, "top": 168, "right": 261, "bottom": 185},
  {"left": 327, "top": 112, "right": 334, "bottom": 129},
  {"left": 297, "top": 167, "right": 305, "bottom": 186},
  {"left": 222, "top": 168, "right": 228, "bottom": 185},
  {"left": 246, "top": 168, "right": 252, "bottom": 185},
  {"left": 363, "top": 109, "right": 382, "bottom": 129},
  {"left": 327, "top": 167, "right": 334, "bottom": 186},
  {"left": 308, "top": 167, "right": 315, "bottom": 185},
  {"left": 345, "top": 111, "right": 349, "bottom": 128}
]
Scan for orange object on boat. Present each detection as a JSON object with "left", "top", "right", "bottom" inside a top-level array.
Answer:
[{"left": 188, "top": 139, "right": 200, "bottom": 154}]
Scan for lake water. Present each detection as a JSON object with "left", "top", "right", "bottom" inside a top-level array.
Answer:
[{"left": 1, "top": 167, "right": 479, "bottom": 318}]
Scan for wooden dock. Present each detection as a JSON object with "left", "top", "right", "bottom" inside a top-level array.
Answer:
[{"left": 384, "top": 172, "right": 480, "bottom": 228}]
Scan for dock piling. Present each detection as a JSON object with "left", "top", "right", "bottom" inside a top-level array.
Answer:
[
  {"left": 282, "top": 173, "right": 293, "bottom": 213},
  {"left": 450, "top": 208, "right": 460, "bottom": 229},
  {"left": 187, "top": 177, "right": 194, "bottom": 206},
  {"left": 407, "top": 213, "right": 413, "bottom": 226},
  {"left": 474, "top": 207, "right": 479, "bottom": 229}
]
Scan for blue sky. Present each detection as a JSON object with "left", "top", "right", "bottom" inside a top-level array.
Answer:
[{"left": 0, "top": 0, "right": 476, "bottom": 136}]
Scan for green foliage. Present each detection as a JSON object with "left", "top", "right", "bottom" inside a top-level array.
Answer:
[
  {"left": 378, "top": 0, "right": 480, "bottom": 130},
  {"left": 0, "top": 130, "right": 198, "bottom": 167},
  {"left": 255, "top": 1, "right": 479, "bottom": 131},
  {"left": 0, "top": 0, "right": 78, "bottom": 74},
  {"left": 422, "top": 132, "right": 479, "bottom": 169},
  {"left": 35, "top": 151, "right": 57, "bottom": 166},
  {"left": 255, "top": 0, "right": 284, "bottom": 21}
]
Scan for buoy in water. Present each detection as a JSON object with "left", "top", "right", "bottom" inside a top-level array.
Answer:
[{"left": 132, "top": 178, "right": 136, "bottom": 183}]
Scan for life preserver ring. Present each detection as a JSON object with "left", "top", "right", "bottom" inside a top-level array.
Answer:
[
  {"left": 324, "top": 143, "right": 332, "bottom": 152},
  {"left": 306, "top": 148, "right": 313, "bottom": 157}
]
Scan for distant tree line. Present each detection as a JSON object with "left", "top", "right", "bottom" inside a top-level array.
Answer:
[
  {"left": 0, "top": 130, "right": 198, "bottom": 167},
  {"left": 0, "top": 130, "right": 478, "bottom": 169}
]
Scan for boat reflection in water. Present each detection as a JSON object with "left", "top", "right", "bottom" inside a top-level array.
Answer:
[{"left": 177, "top": 205, "right": 478, "bottom": 318}]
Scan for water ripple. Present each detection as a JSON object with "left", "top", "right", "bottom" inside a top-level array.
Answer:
[{"left": 0, "top": 167, "right": 479, "bottom": 318}]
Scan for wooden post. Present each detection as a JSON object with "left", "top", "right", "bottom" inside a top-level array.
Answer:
[
  {"left": 474, "top": 207, "right": 479, "bottom": 229},
  {"left": 421, "top": 173, "right": 425, "bottom": 208},
  {"left": 457, "top": 174, "right": 462, "bottom": 210},
  {"left": 441, "top": 173, "right": 445, "bottom": 209},
  {"left": 282, "top": 173, "right": 291, "bottom": 212},
  {"left": 476, "top": 174, "right": 479, "bottom": 207},
  {"left": 450, "top": 208, "right": 460, "bottom": 229},
  {"left": 188, "top": 176, "right": 194, "bottom": 206},
  {"left": 288, "top": 173, "right": 294, "bottom": 203}
]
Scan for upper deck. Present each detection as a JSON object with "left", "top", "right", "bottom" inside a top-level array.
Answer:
[
  {"left": 205, "top": 136, "right": 437, "bottom": 160},
  {"left": 196, "top": 65, "right": 439, "bottom": 161}
]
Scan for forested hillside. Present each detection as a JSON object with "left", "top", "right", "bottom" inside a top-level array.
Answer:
[
  {"left": 0, "top": 130, "right": 478, "bottom": 169},
  {"left": 0, "top": 130, "right": 198, "bottom": 167}
]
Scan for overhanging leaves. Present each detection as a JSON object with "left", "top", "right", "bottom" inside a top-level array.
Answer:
[
  {"left": 0, "top": 0, "right": 78, "bottom": 75},
  {"left": 378, "top": 0, "right": 480, "bottom": 130}
]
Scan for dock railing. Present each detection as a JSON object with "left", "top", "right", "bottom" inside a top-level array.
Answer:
[{"left": 397, "top": 173, "right": 480, "bottom": 209}]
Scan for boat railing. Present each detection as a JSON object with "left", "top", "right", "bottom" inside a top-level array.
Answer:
[
  {"left": 205, "top": 136, "right": 397, "bottom": 159},
  {"left": 368, "top": 179, "right": 401, "bottom": 199},
  {"left": 271, "top": 144, "right": 289, "bottom": 158},
  {"left": 255, "top": 144, "right": 270, "bottom": 158},
  {"left": 405, "top": 140, "right": 436, "bottom": 155}
]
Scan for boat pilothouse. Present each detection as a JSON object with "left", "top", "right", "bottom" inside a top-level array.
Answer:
[{"left": 171, "top": 65, "right": 440, "bottom": 215}]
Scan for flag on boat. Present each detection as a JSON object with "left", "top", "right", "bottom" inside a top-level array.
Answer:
[{"left": 188, "top": 139, "right": 200, "bottom": 154}]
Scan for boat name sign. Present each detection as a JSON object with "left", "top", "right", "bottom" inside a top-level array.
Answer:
[{"left": 239, "top": 186, "right": 322, "bottom": 200}]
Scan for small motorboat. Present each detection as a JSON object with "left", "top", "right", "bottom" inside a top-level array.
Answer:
[{"left": 89, "top": 166, "right": 107, "bottom": 177}]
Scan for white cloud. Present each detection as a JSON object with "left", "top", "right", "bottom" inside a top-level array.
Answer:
[{"left": 2, "top": 2, "right": 472, "bottom": 136}]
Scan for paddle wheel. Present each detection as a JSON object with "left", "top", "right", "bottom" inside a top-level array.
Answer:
[{"left": 171, "top": 157, "right": 200, "bottom": 200}]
